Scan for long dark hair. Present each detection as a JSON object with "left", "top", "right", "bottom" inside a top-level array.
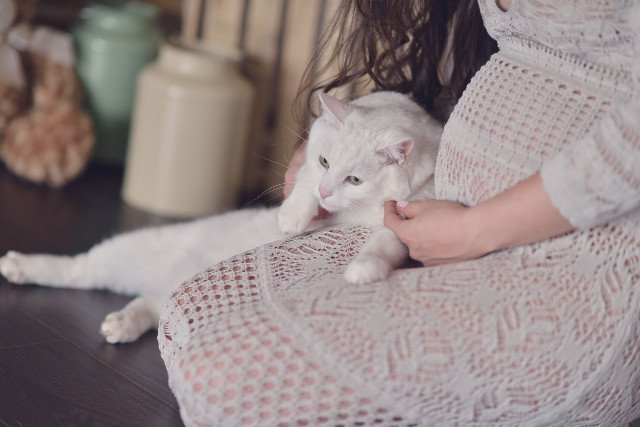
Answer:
[{"left": 295, "top": 0, "right": 497, "bottom": 125}]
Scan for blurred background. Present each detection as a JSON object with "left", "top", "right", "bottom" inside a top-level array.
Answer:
[
  {"left": 1, "top": 0, "right": 347, "bottom": 219},
  {"left": 0, "top": 3, "right": 357, "bottom": 421}
]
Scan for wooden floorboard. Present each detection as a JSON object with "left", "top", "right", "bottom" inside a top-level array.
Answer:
[
  {"left": 11, "top": 286, "right": 180, "bottom": 409},
  {"left": 0, "top": 164, "right": 183, "bottom": 426},
  {"left": 0, "top": 303, "right": 57, "bottom": 349},
  {"left": 0, "top": 341, "right": 178, "bottom": 426}
]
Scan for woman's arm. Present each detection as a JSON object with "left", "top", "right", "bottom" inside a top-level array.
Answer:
[
  {"left": 383, "top": 173, "right": 574, "bottom": 266},
  {"left": 537, "top": 3, "right": 640, "bottom": 229},
  {"left": 284, "top": 142, "right": 308, "bottom": 198}
]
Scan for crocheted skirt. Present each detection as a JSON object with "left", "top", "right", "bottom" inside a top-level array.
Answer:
[{"left": 159, "top": 217, "right": 640, "bottom": 426}]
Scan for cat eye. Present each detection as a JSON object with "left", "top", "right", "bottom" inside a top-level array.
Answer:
[
  {"left": 346, "top": 175, "right": 362, "bottom": 185},
  {"left": 319, "top": 156, "right": 330, "bottom": 169}
]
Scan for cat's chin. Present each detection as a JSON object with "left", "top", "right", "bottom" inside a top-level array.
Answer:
[
  {"left": 318, "top": 200, "right": 352, "bottom": 215},
  {"left": 317, "top": 199, "right": 338, "bottom": 213},
  {"left": 319, "top": 198, "right": 378, "bottom": 215}
]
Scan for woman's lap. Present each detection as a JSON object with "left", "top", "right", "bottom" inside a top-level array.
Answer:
[{"left": 159, "top": 222, "right": 640, "bottom": 426}]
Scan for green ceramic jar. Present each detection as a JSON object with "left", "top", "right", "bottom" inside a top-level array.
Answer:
[{"left": 73, "top": 1, "right": 160, "bottom": 164}]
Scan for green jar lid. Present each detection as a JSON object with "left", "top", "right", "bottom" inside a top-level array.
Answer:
[{"left": 81, "top": 1, "right": 159, "bottom": 36}]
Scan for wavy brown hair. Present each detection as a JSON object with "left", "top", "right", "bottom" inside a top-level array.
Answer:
[{"left": 295, "top": 0, "right": 497, "bottom": 126}]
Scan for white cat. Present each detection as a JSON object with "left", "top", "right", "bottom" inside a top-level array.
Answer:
[{"left": 0, "top": 91, "right": 443, "bottom": 343}]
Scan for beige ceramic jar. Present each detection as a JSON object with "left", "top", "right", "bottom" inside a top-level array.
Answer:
[{"left": 122, "top": 42, "right": 253, "bottom": 218}]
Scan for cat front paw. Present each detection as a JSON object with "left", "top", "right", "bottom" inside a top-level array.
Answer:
[
  {"left": 0, "top": 251, "right": 29, "bottom": 284},
  {"left": 277, "top": 200, "right": 317, "bottom": 234},
  {"left": 100, "top": 311, "right": 145, "bottom": 344},
  {"left": 344, "top": 256, "right": 392, "bottom": 284}
]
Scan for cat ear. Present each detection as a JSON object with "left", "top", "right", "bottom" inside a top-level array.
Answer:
[
  {"left": 377, "top": 140, "right": 414, "bottom": 165},
  {"left": 319, "top": 93, "right": 352, "bottom": 126}
]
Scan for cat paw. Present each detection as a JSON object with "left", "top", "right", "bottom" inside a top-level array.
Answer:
[
  {"left": 100, "top": 311, "right": 144, "bottom": 344},
  {"left": 277, "top": 202, "right": 315, "bottom": 234},
  {"left": 344, "top": 256, "right": 391, "bottom": 284},
  {"left": 0, "top": 251, "right": 29, "bottom": 284}
]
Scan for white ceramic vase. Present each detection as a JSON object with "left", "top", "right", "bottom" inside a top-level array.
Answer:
[{"left": 122, "top": 41, "right": 254, "bottom": 218}]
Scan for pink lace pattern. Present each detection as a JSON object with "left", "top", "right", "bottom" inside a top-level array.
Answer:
[
  {"left": 160, "top": 220, "right": 640, "bottom": 425},
  {"left": 159, "top": 1, "right": 640, "bottom": 425}
]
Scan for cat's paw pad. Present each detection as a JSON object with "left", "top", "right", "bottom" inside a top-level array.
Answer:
[
  {"left": 278, "top": 204, "right": 314, "bottom": 234},
  {"left": 0, "top": 251, "right": 29, "bottom": 284},
  {"left": 100, "top": 311, "right": 142, "bottom": 344},
  {"left": 344, "top": 256, "right": 391, "bottom": 284}
]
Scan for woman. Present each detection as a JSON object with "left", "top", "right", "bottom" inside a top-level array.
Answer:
[{"left": 160, "top": 1, "right": 640, "bottom": 425}]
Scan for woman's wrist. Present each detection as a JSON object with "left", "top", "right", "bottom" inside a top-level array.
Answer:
[
  {"left": 462, "top": 203, "right": 505, "bottom": 256},
  {"left": 462, "top": 173, "right": 575, "bottom": 255}
]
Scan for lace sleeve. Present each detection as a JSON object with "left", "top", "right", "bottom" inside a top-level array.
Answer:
[{"left": 539, "top": 4, "right": 640, "bottom": 229}]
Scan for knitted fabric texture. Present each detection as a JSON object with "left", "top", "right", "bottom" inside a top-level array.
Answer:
[{"left": 159, "top": 1, "right": 640, "bottom": 425}]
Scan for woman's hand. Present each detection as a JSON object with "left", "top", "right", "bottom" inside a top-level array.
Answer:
[
  {"left": 384, "top": 200, "right": 490, "bottom": 266},
  {"left": 383, "top": 173, "right": 575, "bottom": 267},
  {"left": 283, "top": 142, "right": 308, "bottom": 198}
]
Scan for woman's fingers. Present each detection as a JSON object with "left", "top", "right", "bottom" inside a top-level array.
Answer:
[
  {"left": 383, "top": 201, "right": 415, "bottom": 245},
  {"left": 396, "top": 200, "right": 430, "bottom": 219},
  {"left": 383, "top": 200, "right": 405, "bottom": 231}
]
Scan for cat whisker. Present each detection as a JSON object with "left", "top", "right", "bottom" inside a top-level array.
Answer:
[
  {"left": 261, "top": 194, "right": 284, "bottom": 207},
  {"left": 280, "top": 121, "right": 309, "bottom": 145},
  {"left": 241, "top": 183, "right": 288, "bottom": 208},
  {"left": 279, "top": 122, "right": 311, "bottom": 165},
  {"left": 251, "top": 151, "right": 288, "bottom": 169},
  {"left": 279, "top": 128, "right": 290, "bottom": 165}
]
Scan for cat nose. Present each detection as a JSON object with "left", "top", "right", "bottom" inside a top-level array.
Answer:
[{"left": 318, "top": 186, "right": 332, "bottom": 199}]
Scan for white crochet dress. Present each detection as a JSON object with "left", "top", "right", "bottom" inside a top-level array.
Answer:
[{"left": 159, "top": 1, "right": 640, "bottom": 425}]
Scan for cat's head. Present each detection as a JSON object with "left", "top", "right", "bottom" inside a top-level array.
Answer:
[{"left": 305, "top": 92, "right": 440, "bottom": 213}]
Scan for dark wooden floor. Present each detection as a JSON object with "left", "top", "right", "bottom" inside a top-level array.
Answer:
[{"left": 0, "top": 163, "right": 183, "bottom": 426}]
